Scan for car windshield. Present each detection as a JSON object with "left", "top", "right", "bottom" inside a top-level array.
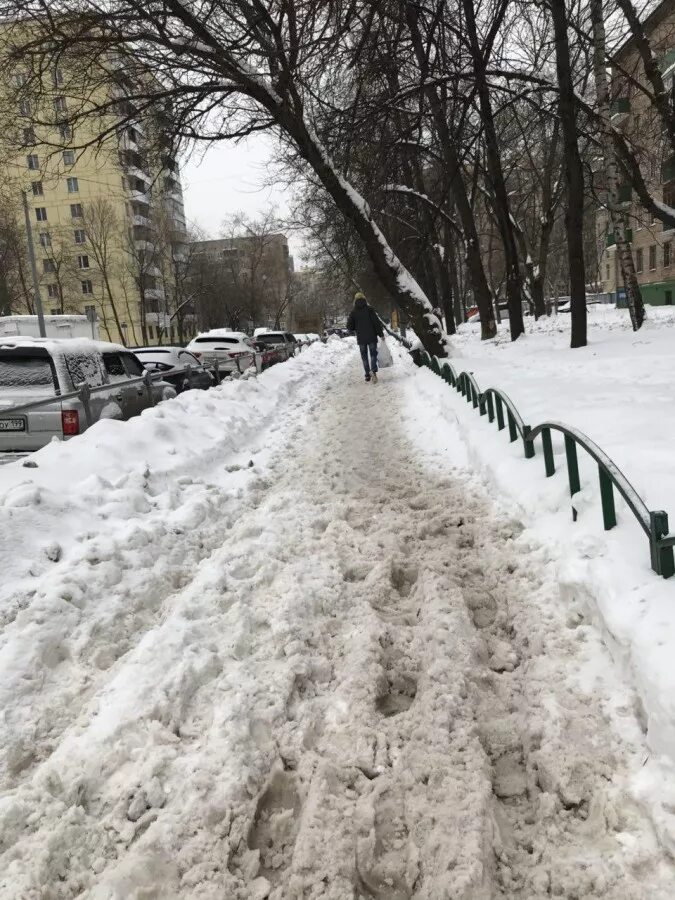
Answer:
[
  {"left": 257, "top": 334, "right": 284, "bottom": 344},
  {"left": 0, "top": 355, "right": 55, "bottom": 388}
]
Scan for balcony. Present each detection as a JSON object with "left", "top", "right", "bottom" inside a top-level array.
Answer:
[
  {"left": 662, "top": 155, "right": 675, "bottom": 184},
  {"left": 133, "top": 214, "right": 150, "bottom": 227},
  {"left": 145, "top": 287, "right": 165, "bottom": 301},
  {"left": 606, "top": 228, "right": 633, "bottom": 247},
  {"left": 610, "top": 97, "right": 630, "bottom": 124}
]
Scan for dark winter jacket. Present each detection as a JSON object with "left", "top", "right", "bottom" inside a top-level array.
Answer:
[{"left": 347, "top": 298, "right": 384, "bottom": 345}]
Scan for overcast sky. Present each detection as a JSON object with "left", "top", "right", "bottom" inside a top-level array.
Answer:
[{"left": 180, "top": 134, "right": 306, "bottom": 266}]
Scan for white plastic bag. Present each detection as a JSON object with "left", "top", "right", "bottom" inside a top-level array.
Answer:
[{"left": 378, "top": 337, "right": 393, "bottom": 368}]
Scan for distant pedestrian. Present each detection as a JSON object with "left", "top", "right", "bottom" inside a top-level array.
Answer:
[{"left": 347, "top": 292, "right": 384, "bottom": 383}]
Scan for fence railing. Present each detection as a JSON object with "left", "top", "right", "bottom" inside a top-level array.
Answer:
[{"left": 419, "top": 350, "right": 675, "bottom": 579}]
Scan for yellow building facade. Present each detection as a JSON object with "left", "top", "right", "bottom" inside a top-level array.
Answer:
[{"left": 1, "top": 37, "right": 193, "bottom": 346}]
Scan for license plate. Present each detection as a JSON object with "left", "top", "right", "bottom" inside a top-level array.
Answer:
[{"left": 0, "top": 418, "right": 25, "bottom": 432}]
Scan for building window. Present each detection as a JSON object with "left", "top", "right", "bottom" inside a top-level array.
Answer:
[
  {"left": 70, "top": 203, "right": 83, "bottom": 218},
  {"left": 665, "top": 242, "right": 672, "bottom": 268},
  {"left": 74, "top": 229, "right": 86, "bottom": 244},
  {"left": 39, "top": 232, "right": 51, "bottom": 248},
  {"left": 43, "top": 259, "right": 55, "bottom": 274},
  {"left": 77, "top": 254, "right": 90, "bottom": 269},
  {"left": 18, "top": 99, "right": 31, "bottom": 116},
  {"left": 23, "top": 127, "right": 36, "bottom": 145},
  {"left": 13, "top": 73, "right": 27, "bottom": 87},
  {"left": 636, "top": 248, "right": 643, "bottom": 273},
  {"left": 27, "top": 154, "right": 39, "bottom": 170},
  {"left": 59, "top": 123, "right": 72, "bottom": 140},
  {"left": 31, "top": 181, "right": 43, "bottom": 196},
  {"left": 81, "top": 279, "right": 93, "bottom": 295},
  {"left": 53, "top": 96, "right": 67, "bottom": 112},
  {"left": 67, "top": 176, "right": 79, "bottom": 193},
  {"left": 148, "top": 324, "right": 154, "bottom": 340},
  {"left": 63, "top": 149, "right": 75, "bottom": 165},
  {"left": 35, "top": 207, "right": 47, "bottom": 222},
  {"left": 52, "top": 69, "right": 64, "bottom": 86},
  {"left": 47, "top": 284, "right": 60, "bottom": 299},
  {"left": 650, "top": 244, "right": 657, "bottom": 270}
]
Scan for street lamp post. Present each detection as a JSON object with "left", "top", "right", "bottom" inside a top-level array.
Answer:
[{"left": 21, "top": 189, "right": 46, "bottom": 337}]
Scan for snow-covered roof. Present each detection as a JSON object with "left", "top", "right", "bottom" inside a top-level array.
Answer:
[{"left": 0, "top": 336, "right": 127, "bottom": 355}]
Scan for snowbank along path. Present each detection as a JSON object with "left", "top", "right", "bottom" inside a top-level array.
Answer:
[{"left": 1, "top": 341, "right": 674, "bottom": 898}]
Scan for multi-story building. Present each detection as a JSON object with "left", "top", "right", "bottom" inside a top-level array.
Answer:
[
  {"left": 0, "top": 39, "right": 192, "bottom": 345},
  {"left": 598, "top": 0, "right": 675, "bottom": 306},
  {"left": 190, "top": 233, "right": 293, "bottom": 331}
]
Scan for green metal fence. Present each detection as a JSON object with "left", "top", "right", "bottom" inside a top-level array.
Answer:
[{"left": 419, "top": 351, "right": 675, "bottom": 579}]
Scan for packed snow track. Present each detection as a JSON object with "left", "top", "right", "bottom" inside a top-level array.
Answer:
[{"left": 0, "top": 340, "right": 673, "bottom": 898}]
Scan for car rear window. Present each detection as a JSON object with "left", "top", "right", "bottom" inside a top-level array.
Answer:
[
  {"left": 257, "top": 334, "right": 284, "bottom": 344},
  {"left": 194, "top": 336, "right": 239, "bottom": 345},
  {"left": 0, "top": 355, "right": 56, "bottom": 388}
]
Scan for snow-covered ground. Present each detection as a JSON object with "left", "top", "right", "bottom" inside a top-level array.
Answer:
[{"left": 1, "top": 333, "right": 675, "bottom": 897}]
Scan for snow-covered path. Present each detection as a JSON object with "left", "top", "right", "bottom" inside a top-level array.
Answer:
[{"left": 2, "top": 346, "right": 674, "bottom": 898}]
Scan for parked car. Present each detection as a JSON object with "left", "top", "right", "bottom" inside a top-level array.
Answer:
[
  {"left": 0, "top": 337, "right": 175, "bottom": 453},
  {"left": 186, "top": 331, "right": 256, "bottom": 374},
  {"left": 134, "top": 346, "right": 214, "bottom": 392},
  {"left": 252, "top": 341, "right": 286, "bottom": 370},
  {"left": 255, "top": 331, "right": 299, "bottom": 360}
]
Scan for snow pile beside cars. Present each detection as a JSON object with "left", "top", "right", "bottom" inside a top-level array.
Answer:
[
  {"left": 0, "top": 338, "right": 351, "bottom": 896},
  {"left": 400, "top": 307, "right": 675, "bottom": 852}
]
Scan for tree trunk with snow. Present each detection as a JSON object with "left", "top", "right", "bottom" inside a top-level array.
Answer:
[
  {"left": 279, "top": 110, "right": 447, "bottom": 356},
  {"left": 549, "top": 0, "right": 587, "bottom": 348},
  {"left": 590, "top": 0, "right": 644, "bottom": 331}
]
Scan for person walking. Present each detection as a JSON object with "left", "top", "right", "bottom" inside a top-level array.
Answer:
[{"left": 347, "top": 292, "right": 385, "bottom": 383}]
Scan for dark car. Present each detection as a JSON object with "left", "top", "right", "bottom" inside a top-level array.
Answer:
[
  {"left": 134, "top": 347, "right": 214, "bottom": 392},
  {"left": 254, "top": 331, "right": 299, "bottom": 361}
]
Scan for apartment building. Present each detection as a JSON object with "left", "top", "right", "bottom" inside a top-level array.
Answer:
[
  {"left": 190, "top": 234, "right": 293, "bottom": 331},
  {"left": 598, "top": 0, "right": 675, "bottom": 306},
  {"left": 0, "top": 38, "right": 192, "bottom": 346}
]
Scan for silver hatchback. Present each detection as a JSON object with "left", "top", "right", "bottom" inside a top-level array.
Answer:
[{"left": 0, "top": 337, "right": 176, "bottom": 453}]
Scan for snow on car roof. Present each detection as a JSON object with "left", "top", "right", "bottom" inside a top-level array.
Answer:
[{"left": 0, "top": 336, "right": 127, "bottom": 355}]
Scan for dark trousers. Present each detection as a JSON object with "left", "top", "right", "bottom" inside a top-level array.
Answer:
[{"left": 359, "top": 342, "right": 378, "bottom": 375}]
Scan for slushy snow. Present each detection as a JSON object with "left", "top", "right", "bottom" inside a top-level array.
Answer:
[{"left": 0, "top": 335, "right": 673, "bottom": 896}]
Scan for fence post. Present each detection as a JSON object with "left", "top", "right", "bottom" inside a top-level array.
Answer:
[
  {"left": 598, "top": 465, "right": 617, "bottom": 530},
  {"left": 486, "top": 392, "right": 494, "bottom": 423},
  {"left": 495, "top": 395, "right": 505, "bottom": 430},
  {"left": 185, "top": 363, "right": 193, "bottom": 389},
  {"left": 564, "top": 435, "right": 581, "bottom": 522},
  {"left": 77, "top": 382, "right": 93, "bottom": 426},
  {"left": 649, "top": 511, "right": 675, "bottom": 578},
  {"left": 214, "top": 359, "right": 220, "bottom": 383},
  {"left": 470, "top": 378, "right": 478, "bottom": 409},
  {"left": 522, "top": 424, "right": 535, "bottom": 459},
  {"left": 479, "top": 392, "right": 487, "bottom": 416},
  {"left": 143, "top": 369, "right": 156, "bottom": 406},
  {"left": 507, "top": 409, "right": 517, "bottom": 441},
  {"left": 541, "top": 427, "right": 555, "bottom": 476}
]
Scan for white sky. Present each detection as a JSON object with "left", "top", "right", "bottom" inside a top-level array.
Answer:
[{"left": 180, "top": 133, "right": 306, "bottom": 267}]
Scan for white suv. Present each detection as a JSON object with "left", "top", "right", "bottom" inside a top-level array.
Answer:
[{"left": 186, "top": 331, "right": 256, "bottom": 373}]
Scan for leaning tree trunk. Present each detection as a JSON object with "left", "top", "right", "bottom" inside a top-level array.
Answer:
[
  {"left": 550, "top": 0, "right": 588, "bottom": 348},
  {"left": 590, "top": 0, "right": 644, "bottom": 330},
  {"left": 278, "top": 111, "right": 448, "bottom": 357}
]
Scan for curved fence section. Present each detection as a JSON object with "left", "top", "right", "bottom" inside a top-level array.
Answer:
[{"left": 418, "top": 351, "right": 675, "bottom": 579}]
